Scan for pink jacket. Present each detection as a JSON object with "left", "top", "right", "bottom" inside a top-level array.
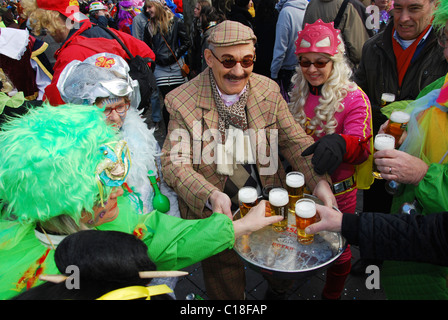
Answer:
[{"left": 303, "top": 87, "right": 372, "bottom": 190}]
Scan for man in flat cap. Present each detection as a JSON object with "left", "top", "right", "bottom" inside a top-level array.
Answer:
[{"left": 161, "top": 20, "right": 336, "bottom": 300}]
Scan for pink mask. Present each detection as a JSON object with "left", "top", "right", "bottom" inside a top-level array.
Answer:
[{"left": 295, "top": 19, "right": 341, "bottom": 56}]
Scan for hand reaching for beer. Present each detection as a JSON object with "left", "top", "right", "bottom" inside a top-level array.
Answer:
[
  {"left": 304, "top": 204, "right": 342, "bottom": 234},
  {"left": 374, "top": 149, "right": 429, "bottom": 185},
  {"left": 233, "top": 200, "right": 284, "bottom": 238},
  {"left": 312, "top": 179, "right": 338, "bottom": 208},
  {"left": 209, "top": 190, "right": 233, "bottom": 219}
]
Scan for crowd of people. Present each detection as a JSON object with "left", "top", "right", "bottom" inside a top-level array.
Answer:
[{"left": 0, "top": 0, "right": 448, "bottom": 302}]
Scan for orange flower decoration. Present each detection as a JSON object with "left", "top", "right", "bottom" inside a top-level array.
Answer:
[{"left": 95, "top": 56, "right": 116, "bottom": 69}]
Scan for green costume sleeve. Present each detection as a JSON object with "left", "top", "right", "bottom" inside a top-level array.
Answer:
[
  {"left": 414, "top": 163, "right": 448, "bottom": 214},
  {"left": 139, "top": 211, "right": 235, "bottom": 271},
  {"left": 98, "top": 194, "right": 236, "bottom": 271},
  {"left": 417, "top": 75, "right": 445, "bottom": 99}
]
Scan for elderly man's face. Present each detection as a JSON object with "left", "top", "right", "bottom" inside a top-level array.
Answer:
[
  {"left": 205, "top": 43, "right": 255, "bottom": 95},
  {"left": 393, "top": 0, "right": 435, "bottom": 40}
]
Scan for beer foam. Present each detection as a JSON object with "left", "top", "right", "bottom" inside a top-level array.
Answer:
[
  {"left": 374, "top": 134, "right": 395, "bottom": 150},
  {"left": 286, "top": 173, "right": 304, "bottom": 188},
  {"left": 390, "top": 111, "right": 410, "bottom": 123},
  {"left": 295, "top": 200, "right": 316, "bottom": 218},
  {"left": 268, "top": 188, "right": 288, "bottom": 207},
  {"left": 381, "top": 93, "right": 395, "bottom": 102},
  {"left": 238, "top": 187, "right": 258, "bottom": 203}
]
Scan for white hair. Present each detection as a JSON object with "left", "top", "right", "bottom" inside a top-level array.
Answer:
[{"left": 288, "top": 39, "right": 357, "bottom": 136}]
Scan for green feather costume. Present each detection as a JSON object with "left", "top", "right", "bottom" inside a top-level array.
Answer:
[{"left": 0, "top": 104, "right": 234, "bottom": 300}]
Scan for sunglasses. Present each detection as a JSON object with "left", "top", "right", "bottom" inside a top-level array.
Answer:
[
  {"left": 210, "top": 50, "right": 256, "bottom": 68},
  {"left": 299, "top": 58, "right": 332, "bottom": 68}
]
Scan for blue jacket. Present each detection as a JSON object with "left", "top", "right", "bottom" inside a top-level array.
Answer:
[{"left": 270, "top": 0, "right": 308, "bottom": 79}]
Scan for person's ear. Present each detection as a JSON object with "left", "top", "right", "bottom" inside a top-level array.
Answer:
[{"left": 204, "top": 48, "right": 214, "bottom": 68}]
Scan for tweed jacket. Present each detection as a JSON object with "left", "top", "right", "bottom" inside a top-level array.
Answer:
[{"left": 161, "top": 69, "right": 328, "bottom": 220}]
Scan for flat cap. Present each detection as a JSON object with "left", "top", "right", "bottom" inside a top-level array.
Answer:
[{"left": 208, "top": 20, "right": 257, "bottom": 47}]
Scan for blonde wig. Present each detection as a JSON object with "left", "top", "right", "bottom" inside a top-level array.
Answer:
[
  {"left": 288, "top": 39, "right": 357, "bottom": 137},
  {"left": 21, "top": 0, "right": 67, "bottom": 37},
  {"left": 146, "top": 0, "right": 174, "bottom": 35}
]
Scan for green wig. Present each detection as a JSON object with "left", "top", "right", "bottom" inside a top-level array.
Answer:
[
  {"left": 0, "top": 103, "right": 119, "bottom": 224},
  {"left": 433, "top": 0, "right": 448, "bottom": 31}
]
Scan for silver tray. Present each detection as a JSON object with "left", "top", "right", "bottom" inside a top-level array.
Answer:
[{"left": 233, "top": 194, "right": 346, "bottom": 279}]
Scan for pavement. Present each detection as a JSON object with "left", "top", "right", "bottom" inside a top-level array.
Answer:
[{"left": 147, "top": 109, "right": 387, "bottom": 301}]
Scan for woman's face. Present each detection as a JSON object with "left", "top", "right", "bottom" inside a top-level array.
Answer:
[
  {"left": 146, "top": 3, "right": 156, "bottom": 18},
  {"left": 299, "top": 52, "right": 334, "bottom": 87},
  {"left": 194, "top": 3, "right": 201, "bottom": 18},
  {"left": 97, "top": 97, "right": 129, "bottom": 129},
  {"left": 81, "top": 187, "right": 124, "bottom": 227}
]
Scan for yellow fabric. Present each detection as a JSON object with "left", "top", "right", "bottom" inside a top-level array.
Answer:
[
  {"left": 354, "top": 113, "right": 374, "bottom": 190},
  {"left": 96, "top": 284, "right": 172, "bottom": 300},
  {"left": 417, "top": 106, "right": 448, "bottom": 164}
]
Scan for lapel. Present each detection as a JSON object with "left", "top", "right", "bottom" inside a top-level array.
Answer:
[
  {"left": 246, "top": 75, "right": 273, "bottom": 130},
  {"left": 196, "top": 68, "right": 218, "bottom": 133}
]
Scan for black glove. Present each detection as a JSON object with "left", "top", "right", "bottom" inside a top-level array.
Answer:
[{"left": 301, "top": 133, "right": 346, "bottom": 175}]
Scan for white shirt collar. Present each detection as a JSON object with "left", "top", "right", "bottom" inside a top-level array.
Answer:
[
  {"left": 216, "top": 86, "right": 247, "bottom": 107},
  {"left": 393, "top": 26, "right": 432, "bottom": 50}
]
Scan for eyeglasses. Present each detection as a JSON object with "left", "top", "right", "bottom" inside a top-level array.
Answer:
[
  {"left": 210, "top": 50, "right": 256, "bottom": 68},
  {"left": 299, "top": 58, "right": 332, "bottom": 68},
  {"left": 103, "top": 103, "right": 130, "bottom": 117}
]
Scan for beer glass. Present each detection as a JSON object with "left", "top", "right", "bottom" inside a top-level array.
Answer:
[
  {"left": 372, "top": 134, "right": 395, "bottom": 179},
  {"left": 381, "top": 93, "right": 395, "bottom": 106},
  {"left": 238, "top": 186, "right": 259, "bottom": 217},
  {"left": 286, "top": 172, "right": 305, "bottom": 213},
  {"left": 295, "top": 198, "right": 317, "bottom": 245},
  {"left": 268, "top": 187, "right": 289, "bottom": 232},
  {"left": 385, "top": 111, "right": 410, "bottom": 148}
]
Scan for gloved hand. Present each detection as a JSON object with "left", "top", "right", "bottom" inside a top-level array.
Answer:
[{"left": 301, "top": 133, "right": 346, "bottom": 175}]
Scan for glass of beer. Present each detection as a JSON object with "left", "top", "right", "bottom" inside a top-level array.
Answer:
[
  {"left": 381, "top": 93, "right": 395, "bottom": 106},
  {"left": 385, "top": 111, "right": 410, "bottom": 147},
  {"left": 268, "top": 187, "right": 289, "bottom": 232},
  {"left": 238, "top": 186, "right": 259, "bottom": 217},
  {"left": 295, "top": 198, "right": 317, "bottom": 245},
  {"left": 286, "top": 172, "right": 305, "bottom": 213},
  {"left": 372, "top": 134, "right": 395, "bottom": 179}
]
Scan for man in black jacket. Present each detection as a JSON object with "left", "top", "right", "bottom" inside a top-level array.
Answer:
[
  {"left": 354, "top": 0, "right": 448, "bottom": 242},
  {"left": 355, "top": 0, "right": 448, "bottom": 116}
]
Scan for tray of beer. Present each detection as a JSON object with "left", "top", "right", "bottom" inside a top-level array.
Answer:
[{"left": 233, "top": 194, "right": 346, "bottom": 279}]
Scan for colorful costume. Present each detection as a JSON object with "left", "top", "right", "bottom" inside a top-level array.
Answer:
[
  {"left": 291, "top": 19, "right": 372, "bottom": 300},
  {"left": 302, "top": 88, "right": 372, "bottom": 213},
  {"left": 0, "top": 104, "right": 235, "bottom": 300},
  {"left": 57, "top": 52, "right": 181, "bottom": 293},
  {"left": 380, "top": 74, "right": 448, "bottom": 299},
  {"left": 44, "top": 19, "right": 155, "bottom": 106},
  {"left": 116, "top": 1, "right": 139, "bottom": 35},
  {"left": 0, "top": 27, "right": 53, "bottom": 100}
]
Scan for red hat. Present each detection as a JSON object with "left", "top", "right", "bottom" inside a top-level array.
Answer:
[
  {"left": 36, "top": 0, "right": 88, "bottom": 22},
  {"left": 295, "top": 19, "right": 341, "bottom": 56}
]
